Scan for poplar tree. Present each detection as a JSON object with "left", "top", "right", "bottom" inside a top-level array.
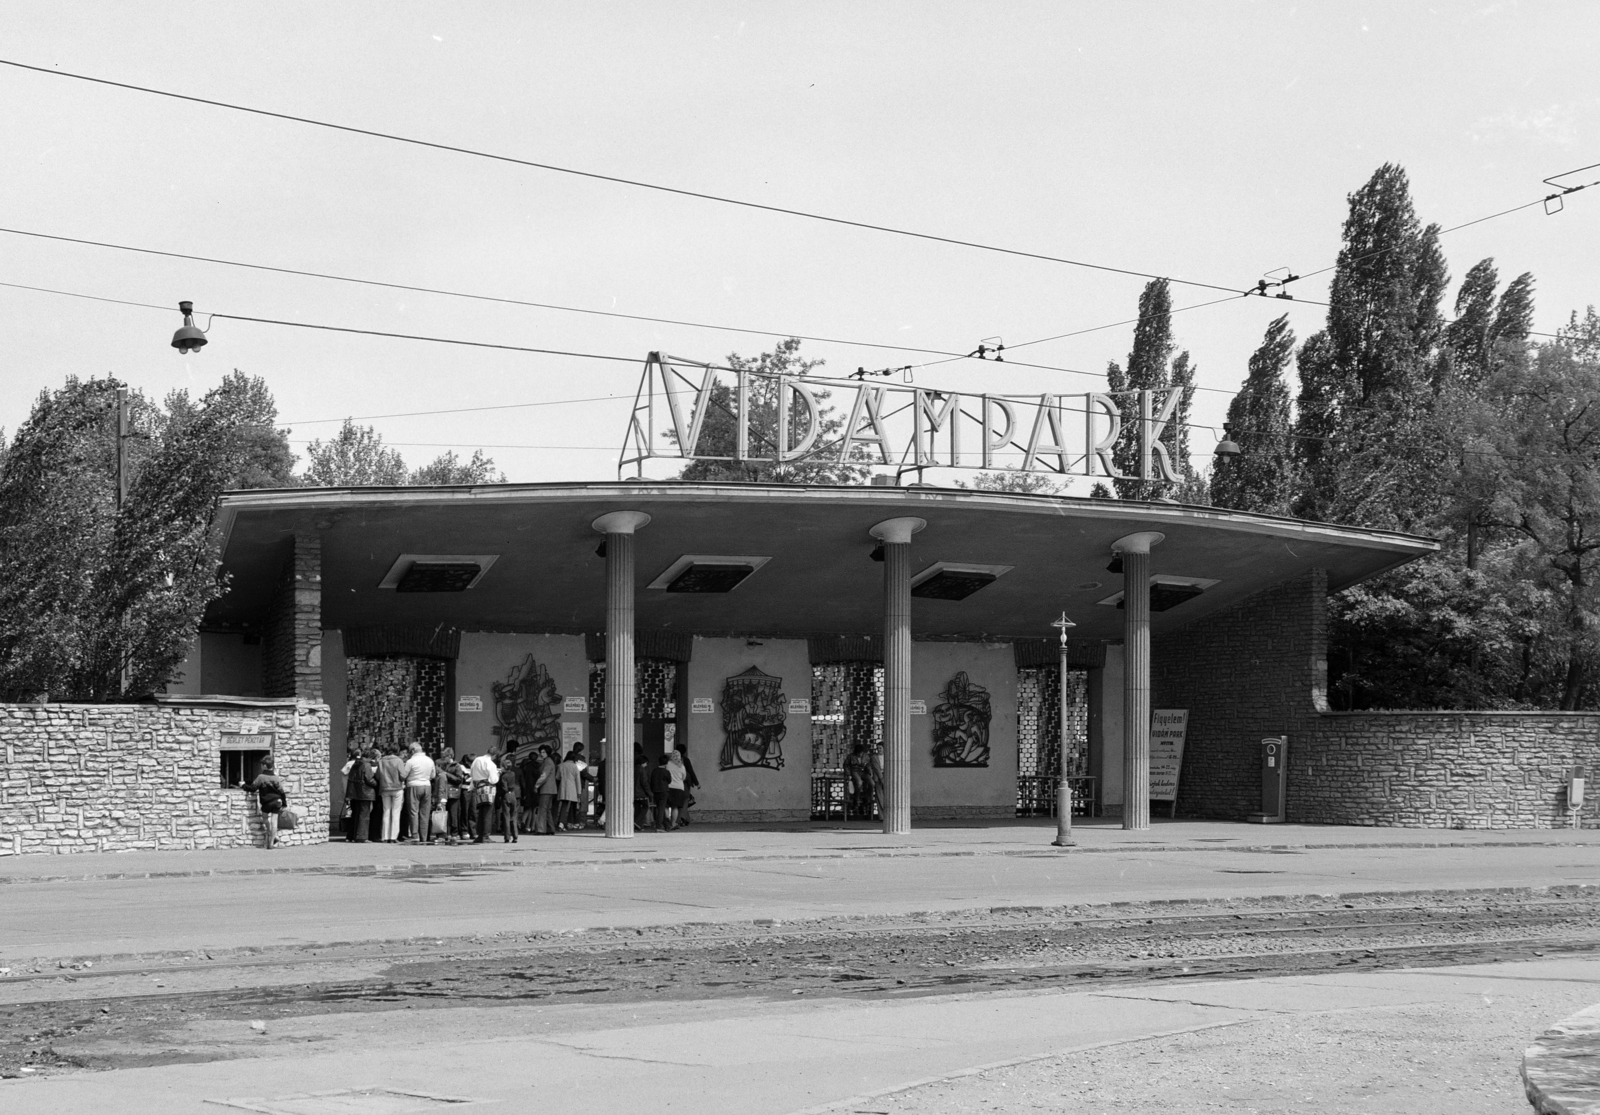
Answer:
[
  {"left": 1292, "top": 163, "right": 1449, "bottom": 526},
  {"left": 1106, "top": 279, "right": 1193, "bottom": 500},
  {"left": 1210, "top": 315, "right": 1296, "bottom": 514}
]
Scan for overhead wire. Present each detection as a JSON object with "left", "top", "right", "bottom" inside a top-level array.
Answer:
[
  {"left": 0, "top": 224, "right": 977, "bottom": 361},
  {"left": 0, "top": 57, "right": 1248, "bottom": 296}
]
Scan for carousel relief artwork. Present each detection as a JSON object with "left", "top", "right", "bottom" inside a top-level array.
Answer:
[
  {"left": 931, "top": 671, "right": 992, "bottom": 768},
  {"left": 719, "top": 666, "right": 788, "bottom": 771},
  {"left": 492, "top": 654, "right": 564, "bottom": 760}
]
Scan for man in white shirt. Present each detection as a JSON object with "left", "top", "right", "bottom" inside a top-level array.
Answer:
[
  {"left": 469, "top": 751, "right": 500, "bottom": 843},
  {"left": 401, "top": 742, "right": 437, "bottom": 845}
]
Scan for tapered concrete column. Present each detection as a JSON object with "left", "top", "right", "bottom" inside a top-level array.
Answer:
[
  {"left": 870, "top": 516, "right": 926, "bottom": 835},
  {"left": 1113, "top": 531, "right": 1164, "bottom": 831},
  {"left": 593, "top": 510, "right": 652, "bottom": 839}
]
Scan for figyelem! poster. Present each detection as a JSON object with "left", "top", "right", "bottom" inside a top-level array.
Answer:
[{"left": 1150, "top": 709, "right": 1189, "bottom": 803}]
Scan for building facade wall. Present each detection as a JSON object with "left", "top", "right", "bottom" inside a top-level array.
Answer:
[
  {"left": 1153, "top": 569, "right": 1600, "bottom": 828},
  {"left": 453, "top": 632, "right": 589, "bottom": 761},
  {"left": 909, "top": 640, "right": 1017, "bottom": 819},
  {"left": 685, "top": 637, "right": 812, "bottom": 823},
  {"left": 0, "top": 699, "right": 330, "bottom": 856}
]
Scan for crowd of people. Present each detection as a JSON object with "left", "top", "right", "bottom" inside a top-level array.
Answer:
[{"left": 255, "top": 739, "right": 704, "bottom": 847}]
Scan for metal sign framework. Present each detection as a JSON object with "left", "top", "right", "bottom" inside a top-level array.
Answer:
[{"left": 619, "top": 351, "right": 1188, "bottom": 482}]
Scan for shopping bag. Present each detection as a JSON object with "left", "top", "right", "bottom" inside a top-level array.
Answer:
[
  {"left": 277, "top": 807, "right": 299, "bottom": 831},
  {"left": 431, "top": 809, "right": 449, "bottom": 835}
]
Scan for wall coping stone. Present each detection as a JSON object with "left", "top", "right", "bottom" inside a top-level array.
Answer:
[{"left": 1523, "top": 1000, "right": 1600, "bottom": 1114}]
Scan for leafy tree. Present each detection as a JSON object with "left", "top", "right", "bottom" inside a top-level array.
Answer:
[
  {"left": 1443, "top": 260, "right": 1536, "bottom": 387},
  {"left": 410, "top": 449, "right": 504, "bottom": 485},
  {"left": 677, "top": 339, "right": 871, "bottom": 485},
  {"left": 1557, "top": 305, "right": 1600, "bottom": 363},
  {"left": 303, "top": 419, "right": 408, "bottom": 486},
  {"left": 0, "top": 375, "right": 284, "bottom": 700},
  {"left": 1211, "top": 315, "right": 1296, "bottom": 514},
  {"left": 1105, "top": 279, "right": 1194, "bottom": 500},
  {"left": 955, "top": 467, "right": 1062, "bottom": 495},
  {"left": 166, "top": 370, "right": 297, "bottom": 489},
  {"left": 1457, "top": 342, "right": 1600, "bottom": 708},
  {"left": 1293, "top": 163, "right": 1449, "bottom": 524}
]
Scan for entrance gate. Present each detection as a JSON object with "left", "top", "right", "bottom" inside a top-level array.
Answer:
[
  {"left": 810, "top": 662, "right": 883, "bottom": 820},
  {"left": 1016, "top": 666, "right": 1089, "bottom": 815}
]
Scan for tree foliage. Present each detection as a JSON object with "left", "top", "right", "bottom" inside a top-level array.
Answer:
[
  {"left": 1104, "top": 279, "right": 1196, "bottom": 500},
  {"left": 409, "top": 449, "right": 504, "bottom": 485},
  {"left": 303, "top": 420, "right": 408, "bottom": 486},
  {"left": 1210, "top": 315, "right": 1296, "bottom": 515},
  {"left": 677, "top": 338, "right": 871, "bottom": 485},
  {"left": 0, "top": 375, "right": 293, "bottom": 701},
  {"left": 1292, "top": 163, "right": 1449, "bottom": 526}
]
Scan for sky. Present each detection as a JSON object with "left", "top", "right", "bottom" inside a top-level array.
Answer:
[{"left": 0, "top": 2, "right": 1595, "bottom": 491}]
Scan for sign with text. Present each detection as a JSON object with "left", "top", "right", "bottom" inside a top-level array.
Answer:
[
  {"left": 620, "top": 353, "right": 1189, "bottom": 481},
  {"left": 1149, "top": 709, "right": 1189, "bottom": 803},
  {"left": 457, "top": 695, "right": 483, "bottom": 713},
  {"left": 561, "top": 722, "right": 584, "bottom": 745},
  {"left": 562, "top": 696, "right": 588, "bottom": 714},
  {"left": 787, "top": 698, "right": 812, "bottom": 715},
  {"left": 909, "top": 700, "right": 928, "bottom": 716},
  {"left": 691, "top": 697, "right": 715, "bottom": 714}
]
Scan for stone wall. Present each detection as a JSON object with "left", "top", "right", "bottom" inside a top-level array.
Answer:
[
  {"left": 1153, "top": 569, "right": 1600, "bottom": 829},
  {"left": 263, "top": 534, "right": 322, "bottom": 700},
  {"left": 0, "top": 698, "right": 330, "bottom": 856}
]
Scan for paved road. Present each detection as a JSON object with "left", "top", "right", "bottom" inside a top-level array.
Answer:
[
  {"left": 3, "top": 822, "right": 1599, "bottom": 961},
  {"left": 3, "top": 957, "right": 1595, "bottom": 1114}
]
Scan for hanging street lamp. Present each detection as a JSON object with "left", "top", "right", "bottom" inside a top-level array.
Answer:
[{"left": 170, "top": 301, "right": 208, "bottom": 354}]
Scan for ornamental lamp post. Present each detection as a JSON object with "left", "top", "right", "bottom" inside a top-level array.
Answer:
[{"left": 1050, "top": 611, "right": 1076, "bottom": 848}]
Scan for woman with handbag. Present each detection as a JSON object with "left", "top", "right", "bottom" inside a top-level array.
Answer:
[
  {"left": 344, "top": 748, "right": 377, "bottom": 843},
  {"left": 246, "top": 755, "right": 288, "bottom": 850}
]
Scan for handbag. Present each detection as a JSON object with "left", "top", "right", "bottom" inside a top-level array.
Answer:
[
  {"left": 431, "top": 808, "right": 449, "bottom": 835},
  {"left": 277, "top": 807, "right": 299, "bottom": 831}
]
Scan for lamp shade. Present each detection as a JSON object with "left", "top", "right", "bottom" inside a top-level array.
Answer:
[{"left": 171, "top": 301, "right": 207, "bottom": 354}]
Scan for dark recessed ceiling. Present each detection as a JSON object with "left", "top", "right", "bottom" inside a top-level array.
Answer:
[
  {"left": 396, "top": 562, "right": 482, "bottom": 593},
  {"left": 666, "top": 563, "right": 756, "bottom": 594},
  {"left": 911, "top": 569, "right": 998, "bottom": 600},
  {"left": 1114, "top": 582, "right": 1206, "bottom": 612}
]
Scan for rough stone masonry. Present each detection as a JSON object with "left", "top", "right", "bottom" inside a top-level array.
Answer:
[{"left": 0, "top": 698, "right": 330, "bottom": 855}]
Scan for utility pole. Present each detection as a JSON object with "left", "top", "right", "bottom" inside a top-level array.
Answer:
[{"left": 115, "top": 387, "right": 131, "bottom": 511}]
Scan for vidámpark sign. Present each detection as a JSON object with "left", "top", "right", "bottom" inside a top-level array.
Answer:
[{"left": 620, "top": 352, "right": 1191, "bottom": 481}]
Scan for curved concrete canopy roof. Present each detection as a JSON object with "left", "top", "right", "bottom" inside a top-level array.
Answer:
[{"left": 211, "top": 482, "right": 1438, "bottom": 644}]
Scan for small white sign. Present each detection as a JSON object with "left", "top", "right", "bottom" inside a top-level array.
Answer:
[
  {"left": 910, "top": 700, "right": 927, "bottom": 716},
  {"left": 691, "top": 697, "right": 714, "bottom": 714},
  {"left": 563, "top": 696, "right": 588, "bottom": 713},
  {"left": 236, "top": 720, "right": 264, "bottom": 735},
  {"left": 787, "top": 698, "right": 811, "bottom": 715},
  {"left": 457, "top": 696, "right": 483, "bottom": 713},
  {"left": 561, "top": 722, "right": 584, "bottom": 744}
]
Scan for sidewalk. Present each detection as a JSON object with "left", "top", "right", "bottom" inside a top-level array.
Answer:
[
  {"left": 3, "top": 816, "right": 1598, "bottom": 884},
  {"left": 3, "top": 819, "right": 1598, "bottom": 964},
  {"left": 4, "top": 957, "right": 1596, "bottom": 1115}
]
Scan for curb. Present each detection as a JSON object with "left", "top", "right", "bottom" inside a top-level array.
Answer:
[
  {"left": 1524, "top": 1001, "right": 1600, "bottom": 1115},
  {"left": 0, "top": 836, "right": 1596, "bottom": 886}
]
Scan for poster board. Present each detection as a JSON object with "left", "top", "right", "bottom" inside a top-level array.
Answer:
[{"left": 1149, "top": 709, "right": 1189, "bottom": 804}]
